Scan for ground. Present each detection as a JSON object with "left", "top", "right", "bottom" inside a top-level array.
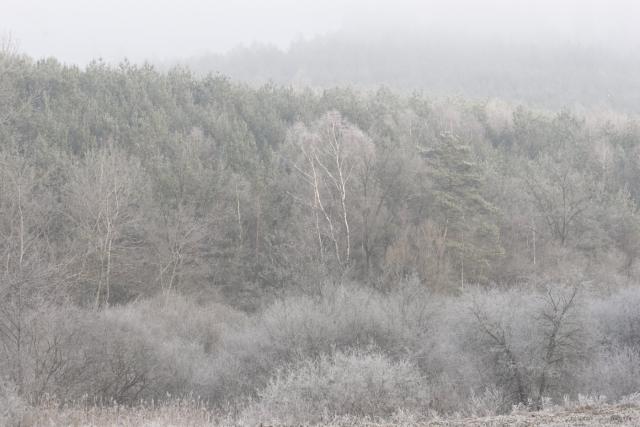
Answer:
[{"left": 18, "top": 400, "right": 640, "bottom": 426}]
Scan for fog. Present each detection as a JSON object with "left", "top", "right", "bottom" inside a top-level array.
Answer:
[
  {"left": 2, "top": 0, "right": 639, "bottom": 65},
  {"left": 6, "top": 1, "right": 640, "bottom": 424}
]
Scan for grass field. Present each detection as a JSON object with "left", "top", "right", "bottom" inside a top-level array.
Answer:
[{"left": 14, "top": 396, "right": 640, "bottom": 426}]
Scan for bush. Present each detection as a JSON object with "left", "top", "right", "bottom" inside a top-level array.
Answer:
[
  {"left": 0, "top": 380, "right": 28, "bottom": 427},
  {"left": 467, "top": 385, "right": 510, "bottom": 417},
  {"left": 14, "top": 294, "right": 248, "bottom": 404},
  {"left": 241, "top": 350, "right": 429, "bottom": 425},
  {"left": 201, "top": 281, "right": 434, "bottom": 402},
  {"left": 75, "top": 294, "right": 246, "bottom": 403},
  {"left": 257, "top": 283, "right": 420, "bottom": 356},
  {"left": 590, "top": 287, "right": 640, "bottom": 349},
  {"left": 0, "top": 302, "right": 90, "bottom": 403},
  {"left": 582, "top": 346, "right": 640, "bottom": 401},
  {"left": 5, "top": 282, "right": 640, "bottom": 419}
]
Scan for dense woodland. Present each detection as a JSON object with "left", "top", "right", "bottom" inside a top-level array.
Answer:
[{"left": 2, "top": 48, "right": 640, "bottom": 423}]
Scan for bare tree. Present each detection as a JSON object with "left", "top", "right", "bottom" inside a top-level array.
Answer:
[
  {"left": 469, "top": 285, "right": 584, "bottom": 407},
  {"left": 534, "top": 285, "right": 583, "bottom": 406},
  {"left": 0, "top": 152, "right": 75, "bottom": 399},
  {"left": 523, "top": 156, "right": 594, "bottom": 246},
  {"left": 148, "top": 204, "right": 208, "bottom": 295},
  {"left": 470, "top": 296, "right": 528, "bottom": 404},
  {"left": 286, "top": 112, "right": 374, "bottom": 270},
  {"left": 65, "top": 148, "right": 147, "bottom": 309}
]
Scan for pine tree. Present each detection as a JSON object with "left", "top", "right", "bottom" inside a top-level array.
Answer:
[{"left": 420, "top": 132, "right": 502, "bottom": 288}]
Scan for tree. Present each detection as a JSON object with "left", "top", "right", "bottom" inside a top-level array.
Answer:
[
  {"left": 419, "top": 132, "right": 502, "bottom": 289},
  {"left": 65, "top": 148, "right": 148, "bottom": 308},
  {"left": 523, "top": 154, "right": 595, "bottom": 246},
  {"left": 285, "top": 112, "right": 374, "bottom": 271},
  {"left": 468, "top": 285, "right": 585, "bottom": 407},
  {"left": 145, "top": 129, "right": 223, "bottom": 296},
  {"left": 0, "top": 151, "right": 75, "bottom": 399}
]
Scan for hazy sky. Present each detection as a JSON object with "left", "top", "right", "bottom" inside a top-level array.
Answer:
[{"left": 2, "top": 0, "right": 639, "bottom": 64}]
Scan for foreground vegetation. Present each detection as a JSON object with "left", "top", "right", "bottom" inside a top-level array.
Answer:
[
  {"left": 8, "top": 393, "right": 640, "bottom": 426},
  {"left": 2, "top": 284, "right": 640, "bottom": 425},
  {"left": 2, "top": 48, "right": 640, "bottom": 424}
]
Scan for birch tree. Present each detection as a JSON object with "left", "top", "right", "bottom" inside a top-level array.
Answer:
[
  {"left": 286, "top": 112, "right": 374, "bottom": 270},
  {"left": 66, "top": 148, "right": 146, "bottom": 309}
]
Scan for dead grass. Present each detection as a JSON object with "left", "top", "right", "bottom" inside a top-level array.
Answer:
[
  {"left": 21, "top": 398, "right": 226, "bottom": 427},
  {"left": 20, "top": 398, "right": 640, "bottom": 427}
]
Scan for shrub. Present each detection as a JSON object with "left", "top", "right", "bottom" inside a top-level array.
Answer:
[
  {"left": 582, "top": 346, "right": 640, "bottom": 401},
  {"left": 76, "top": 295, "right": 246, "bottom": 403},
  {"left": 6, "top": 281, "right": 640, "bottom": 419},
  {"left": 0, "top": 302, "right": 89, "bottom": 403},
  {"left": 202, "top": 281, "right": 434, "bottom": 402},
  {"left": 258, "top": 282, "right": 430, "bottom": 356},
  {"left": 590, "top": 287, "right": 640, "bottom": 349},
  {"left": 241, "top": 350, "right": 429, "bottom": 425},
  {"left": 0, "top": 380, "right": 28, "bottom": 427},
  {"left": 25, "top": 294, "right": 248, "bottom": 404},
  {"left": 467, "top": 385, "right": 510, "bottom": 417}
]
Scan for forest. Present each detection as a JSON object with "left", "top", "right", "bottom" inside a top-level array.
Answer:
[
  {"left": 1, "top": 47, "right": 640, "bottom": 424},
  {"left": 176, "top": 35, "right": 640, "bottom": 113}
]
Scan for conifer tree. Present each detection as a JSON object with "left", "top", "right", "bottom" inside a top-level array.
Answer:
[{"left": 420, "top": 132, "right": 502, "bottom": 288}]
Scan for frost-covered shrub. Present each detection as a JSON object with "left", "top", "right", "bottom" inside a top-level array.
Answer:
[
  {"left": 591, "top": 287, "right": 640, "bottom": 349},
  {"left": 581, "top": 346, "right": 640, "bottom": 401},
  {"left": 468, "top": 385, "right": 510, "bottom": 417},
  {"left": 204, "top": 282, "right": 434, "bottom": 402},
  {"left": 242, "top": 350, "right": 429, "bottom": 424},
  {"left": 53, "top": 294, "right": 247, "bottom": 403},
  {"left": 0, "top": 380, "right": 28, "bottom": 427},
  {"left": 258, "top": 282, "right": 432, "bottom": 358}
]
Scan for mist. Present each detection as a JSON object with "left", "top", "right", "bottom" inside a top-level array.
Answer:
[
  {"left": 2, "top": 0, "right": 639, "bottom": 65},
  {"left": 5, "top": 2, "right": 640, "bottom": 425}
]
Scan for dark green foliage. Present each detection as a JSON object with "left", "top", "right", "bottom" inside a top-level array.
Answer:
[{"left": 420, "top": 132, "right": 502, "bottom": 286}]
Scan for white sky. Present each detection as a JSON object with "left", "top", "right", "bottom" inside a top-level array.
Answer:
[{"left": 1, "top": 0, "right": 639, "bottom": 64}]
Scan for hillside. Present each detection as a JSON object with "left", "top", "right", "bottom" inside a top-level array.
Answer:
[
  {"left": 175, "top": 35, "right": 640, "bottom": 112},
  {"left": 2, "top": 50, "right": 640, "bottom": 424}
]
